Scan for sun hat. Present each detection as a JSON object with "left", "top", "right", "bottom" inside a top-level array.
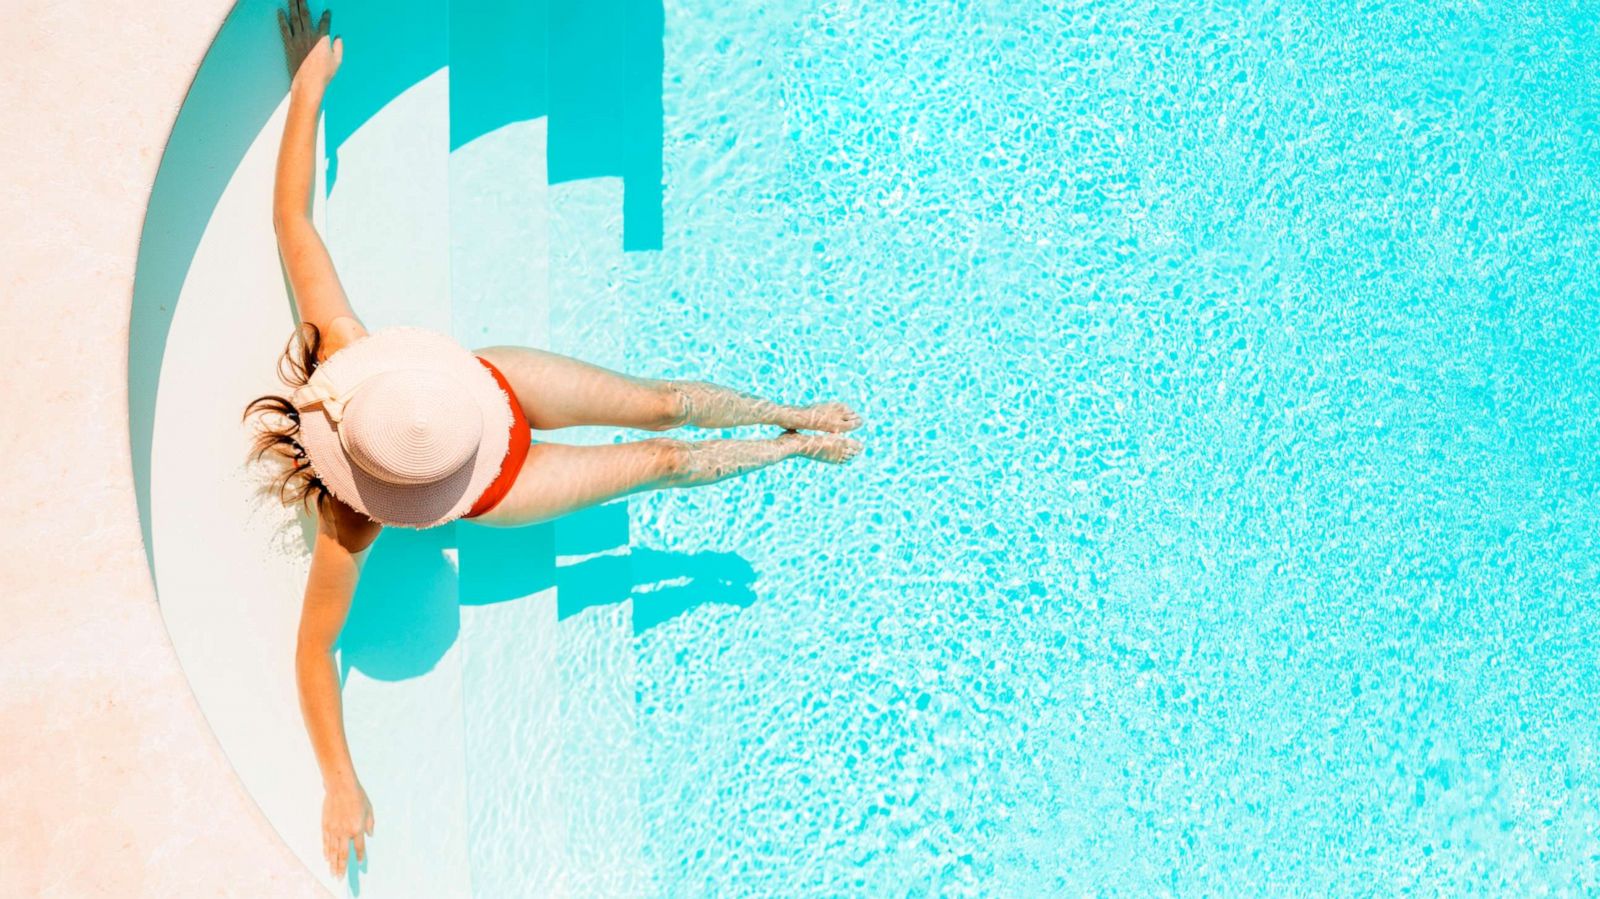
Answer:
[{"left": 290, "top": 325, "right": 514, "bottom": 529}]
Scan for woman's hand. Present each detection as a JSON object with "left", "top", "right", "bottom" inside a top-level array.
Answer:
[
  {"left": 278, "top": 0, "right": 342, "bottom": 88},
  {"left": 321, "top": 778, "right": 375, "bottom": 878}
]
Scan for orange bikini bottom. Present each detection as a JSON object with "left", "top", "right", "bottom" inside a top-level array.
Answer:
[{"left": 463, "top": 356, "right": 532, "bottom": 519}]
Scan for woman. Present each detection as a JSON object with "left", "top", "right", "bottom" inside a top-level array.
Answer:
[{"left": 247, "top": 2, "right": 863, "bottom": 879}]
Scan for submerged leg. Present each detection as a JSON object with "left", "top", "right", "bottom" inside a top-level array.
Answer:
[
  {"left": 474, "top": 344, "right": 862, "bottom": 433},
  {"left": 470, "top": 433, "right": 862, "bottom": 528},
  {"left": 671, "top": 380, "right": 862, "bottom": 433}
]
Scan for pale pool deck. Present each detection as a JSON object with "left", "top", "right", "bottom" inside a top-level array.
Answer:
[{"left": 1, "top": 0, "right": 324, "bottom": 894}]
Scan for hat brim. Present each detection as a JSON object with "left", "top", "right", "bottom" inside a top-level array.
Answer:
[{"left": 294, "top": 326, "right": 514, "bottom": 528}]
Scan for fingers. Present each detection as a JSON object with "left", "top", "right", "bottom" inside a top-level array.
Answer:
[
  {"left": 317, "top": 9, "right": 331, "bottom": 38},
  {"left": 365, "top": 807, "right": 375, "bottom": 835},
  {"left": 295, "top": 0, "right": 310, "bottom": 34},
  {"left": 334, "top": 837, "right": 348, "bottom": 877},
  {"left": 354, "top": 832, "right": 367, "bottom": 866},
  {"left": 278, "top": 8, "right": 292, "bottom": 43}
]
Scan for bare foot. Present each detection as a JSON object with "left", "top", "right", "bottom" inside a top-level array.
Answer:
[
  {"left": 779, "top": 431, "right": 863, "bottom": 464},
  {"left": 773, "top": 401, "right": 863, "bottom": 433}
]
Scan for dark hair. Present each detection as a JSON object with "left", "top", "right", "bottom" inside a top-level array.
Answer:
[{"left": 242, "top": 322, "right": 333, "bottom": 515}]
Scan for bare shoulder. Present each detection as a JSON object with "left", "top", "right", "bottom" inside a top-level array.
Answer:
[
  {"left": 317, "top": 315, "right": 370, "bottom": 363},
  {"left": 317, "top": 492, "right": 382, "bottom": 554}
]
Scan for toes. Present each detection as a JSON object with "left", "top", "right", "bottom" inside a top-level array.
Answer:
[
  {"left": 833, "top": 438, "right": 863, "bottom": 463},
  {"left": 822, "top": 404, "right": 862, "bottom": 432},
  {"left": 780, "top": 402, "right": 862, "bottom": 433}
]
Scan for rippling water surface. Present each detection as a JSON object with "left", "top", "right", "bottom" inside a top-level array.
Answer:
[{"left": 460, "top": 0, "right": 1600, "bottom": 892}]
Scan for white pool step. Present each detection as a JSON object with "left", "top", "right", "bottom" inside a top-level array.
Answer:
[
  {"left": 547, "top": 172, "right": 649, "bottom": 897},
  {"left": 320, "top": 68, "right": 478, "bottom": 896},
  {"left": 451, "top": 115, "right": 569, "bottom": 897},
  {"left": 447, "top": 57, "right": 650, "bottom": 899},
  {"left": 325, "top": 1, "right": 657, "bottom": 889}
]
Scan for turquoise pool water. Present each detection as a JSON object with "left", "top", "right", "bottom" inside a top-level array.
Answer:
[
  {"left": 137, "top": 0, "right": 1600, "bottom": 893},
  {"left": 448, "top": 0, "right": 1600, "bottom": 893}
]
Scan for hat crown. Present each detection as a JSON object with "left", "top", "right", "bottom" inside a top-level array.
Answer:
[{"left": 336, "top": 369, "right": 482, "bottom": 485}]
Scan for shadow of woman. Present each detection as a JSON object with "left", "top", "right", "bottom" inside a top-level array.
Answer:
[
  {"left": 336, "top": 503, "right": 757, "bottom": 683},
  {"left": 335, "top": 525, "right": 462, "bottom": 683}
]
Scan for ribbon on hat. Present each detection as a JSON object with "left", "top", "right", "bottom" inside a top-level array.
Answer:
[{"left": 291, "top": 367, "right": 370, "bottom": 424}]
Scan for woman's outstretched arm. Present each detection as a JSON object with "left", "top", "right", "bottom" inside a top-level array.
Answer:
[
  {"left": 274, "top": 1, "right": 365, "bottom": 353},
  {"left": 295, "top": 495, "right": 382, "bottom": 878}
]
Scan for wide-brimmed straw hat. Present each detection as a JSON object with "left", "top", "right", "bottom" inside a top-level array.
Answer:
[{"left": 290, "top": 326, "right": 514, "bottom": 528}]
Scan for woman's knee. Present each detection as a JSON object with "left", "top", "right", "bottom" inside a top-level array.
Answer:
[
  {"left": 643, "top": 437, "right": 694, "bottom": 485},
  {"left": 642, "top": 381, "right": 692, "bottom": 431}
]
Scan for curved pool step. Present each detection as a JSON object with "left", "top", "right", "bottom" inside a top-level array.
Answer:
[
  {"left": 142, "top": 0, "right": 663, "bottom": 892},
  {"left": 547, "top": 169, "right": 650, "bottom": 896},
  {"left": 451, "top": 108, "right": 569, "bottom": 896},
  {"left": 452, "top": 138, "right": 651, "bottom": 896},
  {"left": 449, "top": 14, "right": 652, "bottom": 889},
  {"left": 150, "top": 59, "right": 477, "bottom": 896},
  {"left": 321, "top": 64, "right": 479, "bottom": 897}
]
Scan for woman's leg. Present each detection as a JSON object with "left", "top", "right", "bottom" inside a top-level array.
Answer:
[
  {"left": 474, "top": 344, "right": 862, "bottom": 433},
  {"left": 470, "top": 432, "right": 862, "bottom": 528}
]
